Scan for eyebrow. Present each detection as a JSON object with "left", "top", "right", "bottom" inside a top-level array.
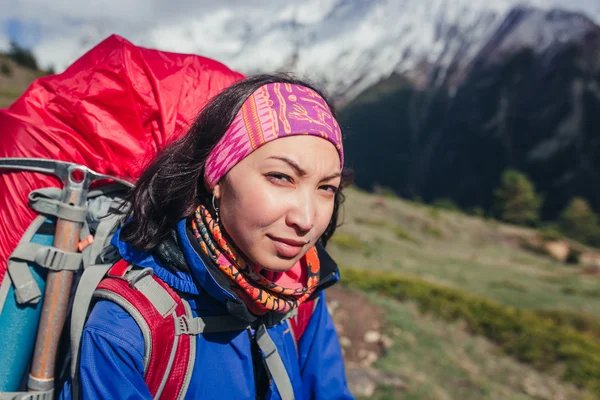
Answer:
[
  {"left": 268, "top": 156, "right": 308, "bottom": 176},
  {"left": 267, "top": 156, "right": 341, "bottom": 182},
  {"left": 321, "top": 172, "right": 342, "bottom": 182}
]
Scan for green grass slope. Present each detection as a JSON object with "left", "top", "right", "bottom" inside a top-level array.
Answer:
[{"left": 330, "top": 188, "right": 600, "bottom": 398}]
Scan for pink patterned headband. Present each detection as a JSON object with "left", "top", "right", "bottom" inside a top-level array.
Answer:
[{"left": 204, "top": 82, "right": 344, "bottom": 188}]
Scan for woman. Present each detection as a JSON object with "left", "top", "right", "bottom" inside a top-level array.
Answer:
[{"left": 61, "top": 74, "right": 353, "bottom": 399}]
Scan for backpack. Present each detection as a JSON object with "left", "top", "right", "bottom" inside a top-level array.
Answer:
[
  {"left": 0, "top": 33, "right": 312, "bottom": 400},
  {"left": 0, "top": 167, "right": 319, "bottom": 400},
  {"left": 72, "top": 259, "right": 319, "bottom": 400}
]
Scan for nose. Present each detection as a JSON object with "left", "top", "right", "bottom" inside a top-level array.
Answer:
[{"left": 286, "top": 191, "right": 316, "bottom": 234}]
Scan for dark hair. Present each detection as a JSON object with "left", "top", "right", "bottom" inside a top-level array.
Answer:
[{"left": 120, "top": 73, "right": 351, "bottom": 250}]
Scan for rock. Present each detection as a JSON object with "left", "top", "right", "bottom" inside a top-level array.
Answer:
[
  {"left": 364, "top": 330, "right": 381, "bottom": 343},
  {"left": 346, "top": 367, "right": 406, "bottom": 397},
  {"left": 371, "top": 198, "right": 387, "bottom": 210},
  {"left": 358, "top": 350, "right": 379, "bottom": 367},
  {"left": 522, "top": 375, "right": 553, "bottom": 400},
  {"left": 381, "top": 335, "right": 394, "bottom": 349},
  {"left": 544, "top": 240, "right": 570, "bottom": 262},
  {"left": 580, "top": 252, "right": 600, "bottom": 268},
  {"left": 346, "top": 370, "right": 377, "bottom": 397},
  {"left": 339, "top": 336, "right": 352, "bottom": 348},
  {"left": 376, "top": 372, "right": 406, "bottom": 390}
]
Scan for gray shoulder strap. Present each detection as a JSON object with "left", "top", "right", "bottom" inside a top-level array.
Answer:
[
  {"left": 90, "top": 271, "right": 172, "bottom": 375},
  {"left": 85, "top": 213, "right": 120, "bottom": 267},
  {"left": 91, "top": 271, "right": 176, "bottom": 370},
  {"left": 256, "top": 324, "right": 295, "bottom": 400},
  {"left": 92, "top": 271, "right": 183, "bottom": 400},
  {"left": 69, "top": 263, "right": 113, "bottom": 400},
  {"left": 125, "top": 273, "right": 194, "bottom": 400}
]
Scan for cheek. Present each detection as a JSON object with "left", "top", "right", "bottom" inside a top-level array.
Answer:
[{"left": 220, "top": 178, "right": 285, "bottom": 243}]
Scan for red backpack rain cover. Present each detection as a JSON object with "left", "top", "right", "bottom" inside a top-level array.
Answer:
[{"left": 0, "top": 34, "right": 245, "bottom": 284}]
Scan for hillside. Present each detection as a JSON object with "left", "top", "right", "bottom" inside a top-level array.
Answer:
[
  {"left": 327, "top": 187, "right": 600, "bottom": 398},
  {"left": 331, "top": 187, "right": 600, "bottom": 315},
  {"left": 0, "top": 55, "right": 39, "bottom": 108}
]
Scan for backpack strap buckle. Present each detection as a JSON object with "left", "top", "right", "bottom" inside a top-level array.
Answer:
[{"left": 175, "top": 314, "right": 196, "bottom": 336}]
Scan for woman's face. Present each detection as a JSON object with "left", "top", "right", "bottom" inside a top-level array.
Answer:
[{"left": 213, "top": 135, "right": 342, "bottom": 272}]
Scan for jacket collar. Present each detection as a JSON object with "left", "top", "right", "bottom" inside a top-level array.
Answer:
[{"left": 112, "top": 218, "right": 340, "bottom": 311}]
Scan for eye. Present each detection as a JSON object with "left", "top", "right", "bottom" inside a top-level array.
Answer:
[
  {"left": 319, "top": 185, "right": 339, "bottom": 194},
  {"left": 266, "top": 173, "right": 293, "bottom": 185}
]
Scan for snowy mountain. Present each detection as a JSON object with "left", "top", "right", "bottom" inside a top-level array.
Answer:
[
  {"left": 338, "top": 5, "right": 600, "bottom": 218},
  {"left": 34, "top": 0, "right": 600, "bottom": 102},
  {"left": 135, "top": 0, "right": 598, "bottom": 101}
]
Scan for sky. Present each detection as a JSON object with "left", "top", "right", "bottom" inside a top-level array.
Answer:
[{"left": 1, "top": 0, "right": 599, "bottom": 71}]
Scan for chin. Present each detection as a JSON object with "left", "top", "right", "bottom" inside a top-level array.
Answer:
[{"left": 259, "top": 254, "right": 299, "bottom": 272}]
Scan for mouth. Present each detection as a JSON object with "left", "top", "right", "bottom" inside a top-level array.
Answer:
[{"left": 267, "top": 235, "right": 308, "bottom": 259}]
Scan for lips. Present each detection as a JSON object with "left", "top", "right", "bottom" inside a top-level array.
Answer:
[{"left": 268, "top": 235, "right": 307, "bottom": 258}]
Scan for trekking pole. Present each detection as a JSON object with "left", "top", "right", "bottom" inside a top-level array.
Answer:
[{"left": 0, "top": 158, "right": 132, "bottom": 394}]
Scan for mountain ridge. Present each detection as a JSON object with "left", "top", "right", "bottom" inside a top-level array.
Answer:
[
  {"left": 339, "top": 11, "right": 600, "bottom": 218},
  {"left": 28, "top": 0, "right": 600, "bottom": 104}
]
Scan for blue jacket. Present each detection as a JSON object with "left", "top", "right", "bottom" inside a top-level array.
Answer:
[{"left": 59, "top": 219, "right": 353, "bottom": 399}]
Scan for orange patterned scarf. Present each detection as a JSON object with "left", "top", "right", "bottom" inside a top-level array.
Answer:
[{"left": 190, "top": 205, "right": 320, "bottom": 315}]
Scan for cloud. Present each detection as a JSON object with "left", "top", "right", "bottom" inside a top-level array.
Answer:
[
  {"left": 0, "top": 0, "right": 278, "bottom": 28},
  {"left": 1, "top": 0, "right": 598, "bottom": 71},
  {"left": 0, "top": 0, "right": 282, "bottom": 70}
]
